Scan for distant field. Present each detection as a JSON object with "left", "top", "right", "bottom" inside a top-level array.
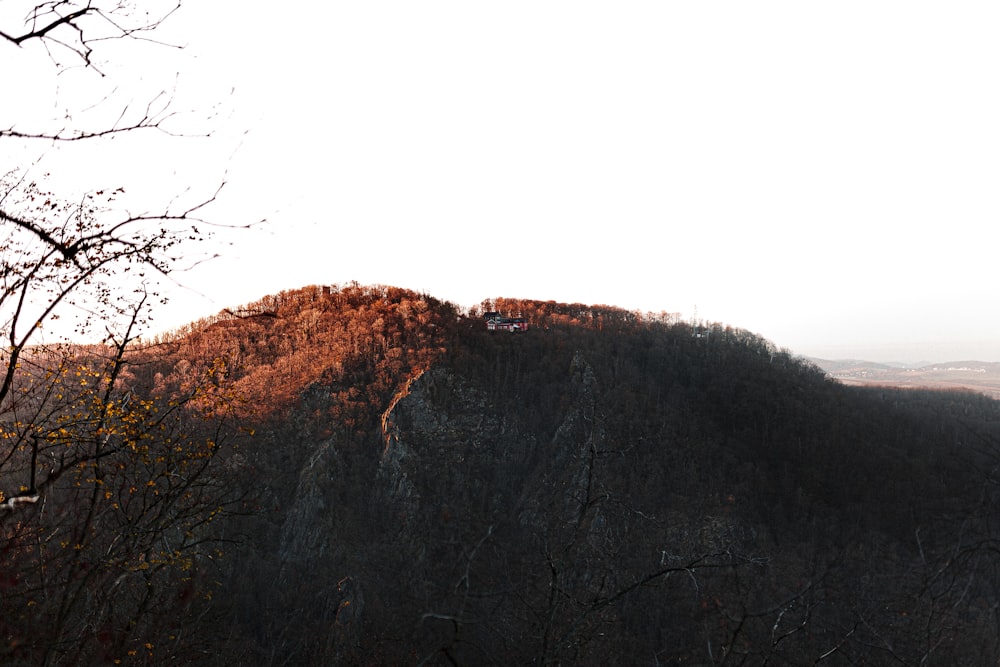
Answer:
[{"left": 809, "top": 359, "right": 1000, "bottom": 400}]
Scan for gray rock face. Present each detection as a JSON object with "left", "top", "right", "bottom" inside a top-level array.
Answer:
[
  {"left": 260, "top": 341, "right": 768, "bottom": 664},
  {"left": 279, "top": 439, "right": 336, "bottom": 564}
]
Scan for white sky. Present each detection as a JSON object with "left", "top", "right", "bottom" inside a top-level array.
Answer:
[{"left": 4, "top": 1, "right": 1000, "bottom": 363}]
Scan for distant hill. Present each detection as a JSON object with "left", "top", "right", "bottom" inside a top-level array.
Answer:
[{"left": 811, "top": 357, "right": 1000, "bottom": 399}]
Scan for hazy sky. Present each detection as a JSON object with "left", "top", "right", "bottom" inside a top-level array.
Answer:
[{"left": 5, "top": 2, "right": 1000, "bottom": 363}]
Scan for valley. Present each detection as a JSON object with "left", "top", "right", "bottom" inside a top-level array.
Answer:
[{"left": 813, "top": 358, "right": 1000, "bottom": 399}]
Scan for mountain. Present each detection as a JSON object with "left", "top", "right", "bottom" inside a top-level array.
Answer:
[
  {"left": 9, "top": 283, "right": 1000, "bottom": 665},
  {"left": 188, "top": 285, "right": 1000, "bottom": 664}
]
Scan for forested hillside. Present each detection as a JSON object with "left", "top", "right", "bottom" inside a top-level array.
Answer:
[
  {"left": 5, "top": 0, "right": 996, "bottom": 663},
  {"left": 5, "top": 283, "right": 1000, "bottom": 665}
]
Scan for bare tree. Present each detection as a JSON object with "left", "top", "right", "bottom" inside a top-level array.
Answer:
[
  {"left": 0, "top": 3, "right": 258, "bottom": 664},
  {"left": 1, "top": 0, "right": 246, "bottom": 341}
]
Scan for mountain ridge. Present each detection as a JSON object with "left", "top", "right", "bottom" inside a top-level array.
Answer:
[
  {"left": 162, "top": 283, "right": 1000, "bottom": 664},
  {"left": 16, "top": 282, "right": 995, "bottom": 664}
]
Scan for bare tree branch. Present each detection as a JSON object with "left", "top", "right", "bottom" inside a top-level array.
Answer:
[{"left": 1, "top": 0, "right": 183, "bottom": 71}]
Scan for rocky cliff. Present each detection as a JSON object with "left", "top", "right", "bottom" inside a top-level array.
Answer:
[{"left": 143, "top": 285, "right": 1000, "bottom": 665}]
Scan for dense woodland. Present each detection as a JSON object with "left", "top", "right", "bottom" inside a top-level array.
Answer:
[{"left": 6, "top": 283, "right": 1000, "bottom": 664}]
